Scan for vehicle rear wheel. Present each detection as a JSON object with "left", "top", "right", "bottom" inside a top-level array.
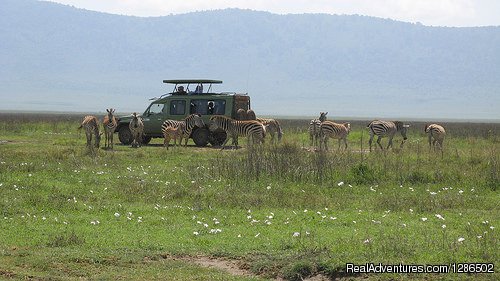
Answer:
[
  {"left": 118, "top": 126, "right": 133, "bottom": 145},
  {"left": 192, "top": 128, "right": 209, "bottom": 147},
  {"left": 209, "top": 131, "right": 227, "bottom": 146}
]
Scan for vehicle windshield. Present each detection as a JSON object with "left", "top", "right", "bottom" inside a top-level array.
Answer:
[{"left": 147, "top": 103, "right": 165, "bottom": 115}]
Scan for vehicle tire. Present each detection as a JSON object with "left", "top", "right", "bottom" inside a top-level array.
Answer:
[
  {"left": 118, "top": 126, "right": 133, "bottom": 145},
  {"left": 192, "top": 128, "right": 209, "bottom": 147},
  {"left": 209, "top": 131, "right": 227, "bottom": 146},
  {"left": 142, "top": 136, "right": 152, "bottom": 145}
]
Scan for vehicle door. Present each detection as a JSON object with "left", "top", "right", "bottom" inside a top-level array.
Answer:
[{"left": 142, "top": 102, "right": 168, "bottom": 135}]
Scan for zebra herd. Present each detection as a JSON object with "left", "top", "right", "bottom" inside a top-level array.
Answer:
[
  {"left": 308, "top": 112, "right": 446, "bottom": 152},
  {"left": 77, "top": 108, "right": 283, "bottom": 150},
  {"left": 78, "top": 109, "right": 446, "bottom": 152}
]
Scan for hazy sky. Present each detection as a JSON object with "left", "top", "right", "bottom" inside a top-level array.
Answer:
[{"left": 44, "top": 0, "right": 500, "bottom": 27}]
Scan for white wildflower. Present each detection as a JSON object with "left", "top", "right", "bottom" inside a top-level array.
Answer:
[
  {"left": 457, "top": 237, "right": 465, "bottom": 243},
  {"left": 114, "top": 213, "right": 120, "bottom": 217},
  {"left": 435, "top": 214, "right": 445, "bottom": 221},
  {"left": 293, "top": 232, "right": 300, "bottom": 237},
  {"left": 338, "top": 181, "right": 344, "bottom": 186},
  {"left": 442, "top": 224, "right": 446, "bottom": 229},
  {"left": 193, "top": 231, "right": 199, "bottom": 236},
  {"left": 421, "top": 217, "right": 428, "bottom": 221}
]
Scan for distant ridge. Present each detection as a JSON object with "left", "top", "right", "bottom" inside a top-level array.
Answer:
[{"left": 1, "top": 0, "right": 499, "bottom": 119}]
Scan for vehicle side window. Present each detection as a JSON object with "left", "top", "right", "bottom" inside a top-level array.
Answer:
[
  {"left": 170, "top": 100, "right": 186, "bottom": 115},
  {"left": 190, "top": 100, "right": 208, "bottom": 115},
  {"left": 208, "top": 100, "right": 226, "bottom": 115},
  {"left": 148, "top": 103, "right": 165, "bottom": 114}
]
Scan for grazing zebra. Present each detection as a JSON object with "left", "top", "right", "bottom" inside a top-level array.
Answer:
[
  {"left": 102, "top": 108, "right": 117, "bottom": 149},
  {"left": 320, "top": 121, "right": 351, "bottom": 151},
  {"left": 161, "top": 114, "right": 204, "bottom": 146},
  {"left": 256, "top": 117, "right": 283, "bottom": 143},
  {"left": 424, "top": 123, "right": 446, "bottom": 152},
  {"left": 78, "top": 115, "right": 101, "bottom": 149},
  {"left": 308, "top": 119, "right": 321, "bottom": 147},
  {"left": 209, "top": 115, "right": 265, "bottom": 149},
  {"left": 163, "top": 124, "right": 184, "bottom": 150},
  {"left": 236, "top": 108, "right": 247, "bottom": 120},
  {"left": 367, "top": 120, "right": 410, "bottom": 151},
  {"left": 129, "top": 113, "right": 144, "bottom": 148},
  {"left": 246, "top": 109, "right": 256, "bottom": 120}
]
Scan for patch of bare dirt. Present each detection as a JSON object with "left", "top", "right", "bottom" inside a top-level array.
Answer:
[
  {"left": 160, "top": 254, "right": 333, "bottom": 281},
  {"left": 165, "top": 255, "right": 252, "bottom": 277}
]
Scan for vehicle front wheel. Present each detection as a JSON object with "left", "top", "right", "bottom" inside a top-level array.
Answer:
[
  {"left": 192, "top": 128, "right": 209, "bottom": 147},
  {"left": 118, "top": 126, "right": 133, "bottom": 145}
]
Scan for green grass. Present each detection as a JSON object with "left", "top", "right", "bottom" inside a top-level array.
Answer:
[{"left": 0, "top": 116, "right": 498, "bottom": 280}]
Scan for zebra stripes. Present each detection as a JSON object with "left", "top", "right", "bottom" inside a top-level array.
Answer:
[
  {"left": 209, "top": 115, "right": 265, "bottom": 149},
  {"left": 425, "top": 123, "right": 446, "bottom": 152},
  {"left": 103, "top": 108, "right": 117, "bottom": 149},
  {"left": 308, "top": 119, "right": 321, "bottom": 147},
  {"left": 161, "top": 114, "right": 204, "bottom": 146},
  {"left": 367, "top": 120, "right": 409, "bottom": 151},
  {"left": 129, "top": 112, "right": 144, "bottom": 148},
  {"left": 308, "top": 112, "right": 328, "bottom": 147},
  {"left": 256, "top": 117, "right": 283, "bottom": 143},
  {"left": 320, "top": 121, "right": 351, "bottom": 150},
  {"left": 78, "top": 115, "right": 101, "bottom": 148}
]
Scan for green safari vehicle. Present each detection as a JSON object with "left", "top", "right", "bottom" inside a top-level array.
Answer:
[{"left": 116, "top": 79, "right": 251, "bottom": 147}]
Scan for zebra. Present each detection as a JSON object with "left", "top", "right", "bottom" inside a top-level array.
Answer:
[
  {"left": 161, "top": 114, "right": 204, "bottom": 147},
  {"left": 308, "top": 112, "right": 328, "bottom": 147},
  {"left": 102, "top": 108, "right": 117, "bottom": 149},
  {"left": 320, "top": 121, "right": 351, "bottom": 151},
  {"left": 367, "top": 120, "right": 410, "bottom": 151},
  {"left": 162, "top": 123, "right": 185, "bottom": 150},
  {"left": 209, "top": 115, "right": 265, "bottom": 149},
  {"left": 319, "top": 112, "right": 328, "bottom": 122},
  {"left": 256, "top": 117, "right": 283, "bottom": 143},
  {"left": 424, "top": 123, "right": 446, "bottom": 152},
  {"left": 78, "top": 115, "right": 101, "bottom": 149},
  {"left": 129, "top": 112, "right": 144, "bottom": 148},
  {"left": 308, "top": 119, "right": 321, "bottom": 147}
]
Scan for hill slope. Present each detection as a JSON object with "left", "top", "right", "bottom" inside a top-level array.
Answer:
[{"left": 1, "top": 0, "right": 499, "bottom": 119}]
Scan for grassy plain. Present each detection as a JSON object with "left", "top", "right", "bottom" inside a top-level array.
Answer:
[{"left": 0, "top": 113, "right": 498, "bottom": 280}]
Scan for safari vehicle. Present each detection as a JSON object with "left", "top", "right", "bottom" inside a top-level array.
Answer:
[{"left": 116, "top": 79, "right": 251, "bottom": 147}]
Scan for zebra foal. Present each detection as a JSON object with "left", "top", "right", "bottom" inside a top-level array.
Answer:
[
  {"left": 367, "top": 120, "right": 409, "bottom": 151},
  {"left": 320, "top": 121, "right": 351, "bottom": 151},
  {"left": 424, "top": 123, "right": 446, "bottom": 152},
  {"left": 256, "top": 117, "right": 283, "bottom": 143},
  {"left": 78, "top": 115, "right": 101, "bottom": 149},
  {"left": 209, "top": 115, "right": 265, "bottom": 149},
  {"left": 161, "top": 114, "right": 204, "bottom": 147},
  {"left": 103, "top": 108, "right": 117, "bottom": 149},
  {"left": 163, "top": 123, "right": 184, "bottom": 150}
]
